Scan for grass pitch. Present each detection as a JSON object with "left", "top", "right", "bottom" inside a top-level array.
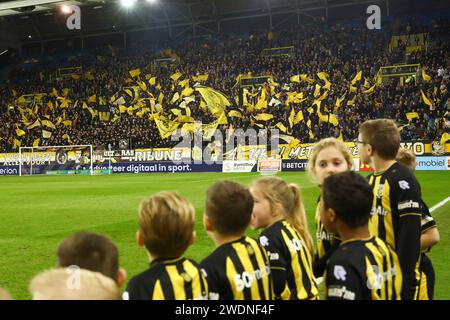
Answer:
[{"left": 0, "top": 171, "right": 449, "bottom": 300}]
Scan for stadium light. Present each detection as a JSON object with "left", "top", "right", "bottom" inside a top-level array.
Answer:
[
  {"left": 120, "top": 0, "right": 137, "bottom": 8},
  {"left": 61, "top": 4, "right": 71, "bottom": 14},
  {"left": 145, "top": 0, "right": 157, "bottom": 3}
]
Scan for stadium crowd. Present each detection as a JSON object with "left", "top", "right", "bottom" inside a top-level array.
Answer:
[{"left": 0, "top": 16, "right": 449, "bottom": 152}]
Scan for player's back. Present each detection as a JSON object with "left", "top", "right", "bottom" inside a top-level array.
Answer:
[
  {"left": 326, "top": 236, "right": 402, "bottom": 300},
  {"left": 200, "top": 236, "right": 273, "bottom": 300},
  {"left": 124, "top": 257, "right": 208, "bottom": 300}
]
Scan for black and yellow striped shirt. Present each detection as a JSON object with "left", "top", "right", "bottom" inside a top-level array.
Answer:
[
  {"left": 315, "top": 199, "right": 340, "bottom": 259},
  {"left": 326, "top": 236, "right": 402, "bottom": 300},
  {"left": 314, "top": 198, "right": 341, "bottom": 277},
  {"left": 200, "top": 236, "right": 273, "bottom": 300},
  {"left": 259, "top": 220, "right": 319, "bottom": 300},
  {"left": 367, "top": 162, "right": 422, "bottom": 300},
  {"left": 124, "top": 257, "right": 208, "bottom": 300}
]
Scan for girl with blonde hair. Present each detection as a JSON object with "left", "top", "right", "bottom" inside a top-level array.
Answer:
[
  {"left": 250, "top": 176, "right": 318, "bottom": 300},
  {"left": 307, "top": 137, "right": 354, "bottom": 278}
]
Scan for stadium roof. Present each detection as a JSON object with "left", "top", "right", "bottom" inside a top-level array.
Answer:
[{"left": 0, "top": 0, "right": 448, "bottom": 45}]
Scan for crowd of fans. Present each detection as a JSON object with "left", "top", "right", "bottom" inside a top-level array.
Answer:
[{"left": 0, "top": 16, "right": 449, "bottom": 153}]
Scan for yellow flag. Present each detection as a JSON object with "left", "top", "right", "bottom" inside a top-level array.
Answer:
[
  {"left": 154, "top": 117, "right": 180, "bottom": 139},
  {"left": 217, "top": 112, "right": 228, "bottom": 125},
  {"left": 294, "top": 111, "right": 304, "bottom": 124},
  {"left": 254, "top": 113, "right": 274, "bottom": 121},
  {"left": 41, "top": 119, "right": 56, "bottom": 130},
  {"left": 136, "top": 108, "right": 150, "bottom": 118},
  {"left": 351, "top": 71, "right": 362, "bottom": 84},
  {"left": 42, "top": 130, "right": 52, "bottom": 138},
  {"left": 288, "top": 137, "right": 301, "bottom": 149},
  {"left": 350, "top": 85, "right": 358, "bottom": 93},
  {"left": 178, "top": 115, "right": 195, "bottom": 123},
  {"left": 51, "top": 88, "right": 59, "bottom": 97},
  {"left": 158, "top": 92, "right": 164, "bottom": 105},
  {"left": 181, "top": 123, "right": 195, "bottom": 135},
  {"left": 317, "top": 72, "right": 331, "bottom": 90},
  {"left": 195, "top": 86, "right": 231, "bottom": 117},
  {"left": 290, "top": 75, "right": 300, "bottom": 83},
  {"left": 33, "top": 138, "right": 40, "bottom": 147},
  {"left": 329, "top": 114, "right": 339, "bottom": 126},
  {"left": 16, "top": 128, "right": 26, "bottom": 137},
  {"left": 62, "top": 134, "right": 72, "bottom": 143},
  {"left": 62, "top": 88, "right": 70, "bottom": 97},
  {"left": 88, "top": 95, "right": 96, "bottom": 103},
  {"left": 192, "top": 74, "right": 208, "bottom": 82},
  {"left": 129, "top": 68, "right": 141, "bottom": 78},
  {"left": 289, "top": 108, "right": 295, "bottom": 128},
  {"left": 181, "top": 87, "right": 194, "bottom": 97},
  {"left": 171, "top": 92, "right": 180, "bottom": 104},
  {"left": 300, "top": 74, "right": 314, "bottom": 84},
  {"left": 317, "top": 90, "right": 328, "bottom": 101},
  {"left": 406, "top": 112, "right": 419, "bottom": 121},
  {"left": 119, "top": 105, "right": 128, "bottom": 113},
  {"left": 441, "top": 132, "right": 450, "bottom": 145},
  {"left": 170, "top": 72, "right": 182, "bottom": 81},
  {"left": 27, "top": 119, "right": 41, "bottom": 130},
  {"left": 178, "top": 79, "right": 189, "bottom": 88},
  {"left": 58, "top": 98, "right": 70, "bottom": 108},
  {"left": 364, "top": 78, "right": 371, "bottom": 88},
  {"left": 13, "top": 138, "right": 21, "bottom": 149},
  {"left": 62, "top": 120, "right": 72, "bottom": 126},
  {"left": 421, "top": 90, "right": 433, "bottom": 107},
  {"left": 149, "top": 77, "right": 157, "bottom": 86},
  {"left": 314, "top": 84, "right": 321, "bottom": 97},
  {"left": 255, "top": 96, "right": 268, "bottom": 110},
  {"left": 137, "top": 80, "right": 147, "bottom": 92},
  {"left": 347, "top": 95, "right": 357, "bottom": 106},
  {"left": 228, "top": 110, "right": 244, "bottom": 118},
  {"left": 199, "top": 99, "right": 206, "bottom": 110},
  {"left": 337, "top": 131, "right": 344, "bottom": 142},
  {"left": 422, "top": 68, "right": 431, "bottom": 82},
  {"left": 335, "top": 97, "right": 342, "bottom": 109},
  {"left": 275, "top": 122, "right": 287, "bottom": 133},
  {"left": 364, "top": 84, "right": 376, "bottom": 94}
]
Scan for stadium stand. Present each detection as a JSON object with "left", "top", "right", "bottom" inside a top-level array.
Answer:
[{"left": 1, "top": 11, "right": 449, "bottom": 153}]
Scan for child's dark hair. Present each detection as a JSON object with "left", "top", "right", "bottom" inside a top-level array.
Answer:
[
  {"left": 57, "top": 232, "right": 119, "bottom": 281},
  {"left": 322, "top": 171, "right": 373, "bottom": 228},
  {"left": 205, "top": 180, "right": 254, "bottom": 236}
]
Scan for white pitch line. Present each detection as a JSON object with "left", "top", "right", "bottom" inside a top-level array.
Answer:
[{"left": 430, "top": 196, "right": 450, "bottom": 213}]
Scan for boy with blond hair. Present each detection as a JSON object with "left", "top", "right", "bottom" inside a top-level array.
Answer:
[
  {"left": 124, "top": 192, "right": 208, "bottom": 300},
  {"left": 30, "top": 268, "right": 121, "bottom": 300}
]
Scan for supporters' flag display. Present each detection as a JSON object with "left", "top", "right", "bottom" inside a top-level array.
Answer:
[
  {"left": 422, "top": 68, "right": 431, "bottom": 81},
  {"left": 129, "top": 69, "right": 141, "bottom": 78},
  {"left": 406, "top": 112, "right": 419, "bottom": 121},
  {"left": 421, "top": 90, "right": 433, "bottom": 108},
  {"left": 351, "top": 71, "right": 362, "bottom": 84}
]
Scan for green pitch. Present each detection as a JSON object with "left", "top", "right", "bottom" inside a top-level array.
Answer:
[{"left": 0, "top": 171, "right": 449, "bottom": 300}]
